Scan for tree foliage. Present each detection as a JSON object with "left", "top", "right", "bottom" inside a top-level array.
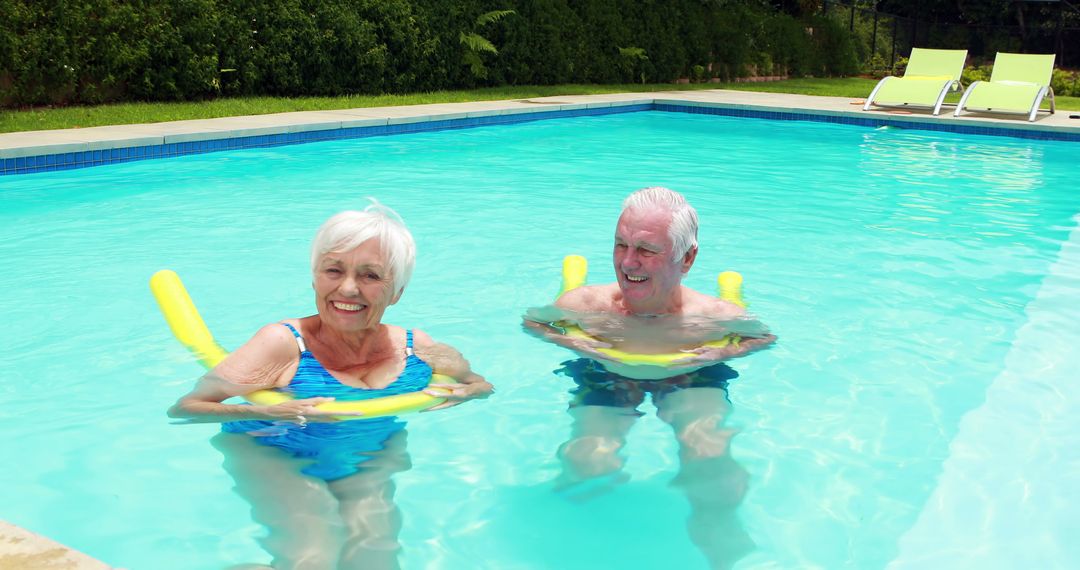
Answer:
[
  {"left": 459, "top": 9, "right": 516, "bottom": 79},
  {"left": 0, "top": 0, "right": 862, "bottom": 107}
]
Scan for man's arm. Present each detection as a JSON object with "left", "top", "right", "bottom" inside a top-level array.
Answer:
[
  {"left": 521, "top": 285, "right": 619, "bottom": 360},
  {"left": 666, "top": 292, "right": 777, "bottom": 367}
]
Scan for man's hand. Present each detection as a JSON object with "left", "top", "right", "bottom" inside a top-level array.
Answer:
[
  {"left": 522, "top": 319, "right": 617, "bottom": 361},
  {"left": 670, "top": 334, "right": 777, "bottom": 367}
]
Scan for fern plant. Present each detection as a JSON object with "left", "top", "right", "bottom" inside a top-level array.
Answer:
[
  {"left": 618, "top": 46, "right": 649, "bottom": 84},
  {"left": 459, "top": 9, "right": 515, "bottom": 79}
]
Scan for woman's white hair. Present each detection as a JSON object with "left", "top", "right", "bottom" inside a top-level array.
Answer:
[
  {"left": 310, "top": 199, "right": 416, "bottom": 296},
  {"left": 621, "top": 186, "right": 699, "bottom": 260}
]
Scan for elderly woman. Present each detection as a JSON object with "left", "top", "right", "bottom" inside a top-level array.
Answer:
[{"left": 169, "top": 200, "right": 492, "bottom": 570}]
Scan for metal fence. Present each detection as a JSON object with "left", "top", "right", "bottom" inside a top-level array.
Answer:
[{"left": 822, "top": 0, "right": 1080, "bottom": 70}]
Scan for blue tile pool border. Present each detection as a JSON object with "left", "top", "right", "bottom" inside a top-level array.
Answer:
[
  {"left": 0, "top": 105, "right": 649, "bottom": 177},
  {"left": 3, "top": 100, "right": 1078, "bottom": 177}
]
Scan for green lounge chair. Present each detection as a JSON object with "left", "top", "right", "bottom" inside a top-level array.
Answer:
[
  {"left": 863, "top": 48, "right": 968, "bottom": 115},
  {"left": 954, "top": 52, "right": 1056, "bottom": 122}
]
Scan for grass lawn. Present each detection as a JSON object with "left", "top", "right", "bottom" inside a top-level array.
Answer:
[{"left": 1, "top": 78, "right": 1076, "bottom": 133}]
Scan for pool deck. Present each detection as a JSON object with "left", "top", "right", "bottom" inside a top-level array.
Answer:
[
  {"left": 0, "top": 520, "right": 113, "bottom": 569},
  {"left": 1, "top": 90, "right": 1078, "bottom": 174}
]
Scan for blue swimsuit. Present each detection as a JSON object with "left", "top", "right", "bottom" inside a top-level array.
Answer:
[{"left": 222, "top": 323, "right": 433, "bottom": 481}]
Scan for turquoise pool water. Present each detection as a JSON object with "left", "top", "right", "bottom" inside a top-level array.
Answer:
[{"left": 1, "top": 110, "right": 1078, "bottom": 569}]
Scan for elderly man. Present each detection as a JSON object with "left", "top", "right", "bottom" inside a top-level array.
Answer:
[{"left": 528, "top": 186, "right": 775, "bottom": 569}]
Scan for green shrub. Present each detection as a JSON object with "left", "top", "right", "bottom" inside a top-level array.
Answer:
[
  {"left": 892, "top": 56, "right": 909, "bottom": 76},
  {"left": 691, "top": 64, "right": 706, "bottom": 82},
  {"left": 0, "top": 0, "right": 864, "bottom": 107},
  {"left": 136, "top": 0, "right": 220, "bottom": 101},
  {"left": 1050, "top": 68, "right": 1079, "bottom": 98},
  {"left": 568, "top": 0, "right": 627, "bottom": 83},
  {"left": 708, "top": 4, "right": 755, "bottom": 80},
  {"left": 617, "top": 47, "right": 648, "bottom": 84},
  {"left": 808, "top": 15, "right": 860, "bottom": 76},
  {"left": 494, "top": 0, "right": 580, "bottom": 86},
  {"left": 961, "top": 64, "right": 992, "bottom": 86},
  {"left": 760, "top": 12, "right": 813, "bottom": 76},
  {"left": 864, "top": 54, "right": 888, "bottom": 77}
]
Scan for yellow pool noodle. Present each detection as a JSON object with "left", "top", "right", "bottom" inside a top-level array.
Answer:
[
  {"left": 552, "top": 255, "right": 746, "bottom": 366},
  {"left": 150, "top": 269, "right": 451, "bottom": 419}
]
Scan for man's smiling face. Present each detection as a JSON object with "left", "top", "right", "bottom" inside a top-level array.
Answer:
[{"left": 613, "top": 207, "right": 693, "bottom": 314}]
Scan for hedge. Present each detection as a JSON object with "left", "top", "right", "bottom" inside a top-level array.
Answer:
[{"left": 0, "top": 0, "right": 860, "bottom": 107}]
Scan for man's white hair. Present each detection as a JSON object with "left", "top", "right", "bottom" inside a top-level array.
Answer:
[
  {"left": 621, "top": 186, "right": 698, "bottom": 260},
  {"left": 310, "top": 198, "right": 416, "bottom": 296}
]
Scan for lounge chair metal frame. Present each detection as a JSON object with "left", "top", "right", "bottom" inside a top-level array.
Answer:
[
  {"left": 863, "top": 48, "right": 968, "bottom": 116},
  {"left": 863, "top": 76, "right": 962, "bottom": 116},
  {"left": 953, "top": 53, "right": 1057, "bottom": 122},
  {"left": 954, "top": 83, "right": 1055, "bottom": 122}
]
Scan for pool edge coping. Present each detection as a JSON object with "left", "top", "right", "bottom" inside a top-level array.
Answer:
[
  {"left": 3, "top": 90, "right": 1079, "bottom": 176},
  {"left": 0, "top": 519, "right": 115, "bottom": 569}
]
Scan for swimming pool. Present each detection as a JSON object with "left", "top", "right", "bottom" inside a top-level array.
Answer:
[{"left": 1, "top": 109, "right": 1078, "bottom": 569}]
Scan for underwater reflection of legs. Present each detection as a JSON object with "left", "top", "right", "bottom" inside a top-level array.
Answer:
[
  {"left": 211, "top": 432, "right": 342, "bottom": 570},
  {"left": 328, "top": 430, "right": 412, "bottom": 570},
  {"left": 553, "top": 358, "right": 647, "bottom": 496},
  {"left": 555, "top": 405, "right": 639, "bottom": 496},
  {"left": 655, "top": 387, "right": 754, "bottom": 570}
]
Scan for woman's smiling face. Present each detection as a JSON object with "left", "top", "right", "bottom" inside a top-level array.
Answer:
[{"left": 313, "top": 238, "right": 398, "bottom": 333}]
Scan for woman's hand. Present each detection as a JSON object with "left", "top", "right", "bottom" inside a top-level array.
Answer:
[
  {"left": 411, "top": 330, "right": 493, "bottom": 411},
  {"left": 423, "top": 380, "right": 493, "bottom": 411},
  {"left": 261, "top": 397, "right": 363, "bottom": 424}
]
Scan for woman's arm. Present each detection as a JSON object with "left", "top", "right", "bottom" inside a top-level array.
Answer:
[
  {"left": 411, "top": 329, "right": 493, "bottom": 409},
  {"left": 167, "top": 324, "right": 337, "bottom": 423}
]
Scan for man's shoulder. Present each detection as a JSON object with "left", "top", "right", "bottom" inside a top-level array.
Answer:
[
  {"left": 681, "top": 287, "right": 746, "bottom": 318},
  {"left": 555, "top": 284, "right": 619, "bottom": 312}
]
